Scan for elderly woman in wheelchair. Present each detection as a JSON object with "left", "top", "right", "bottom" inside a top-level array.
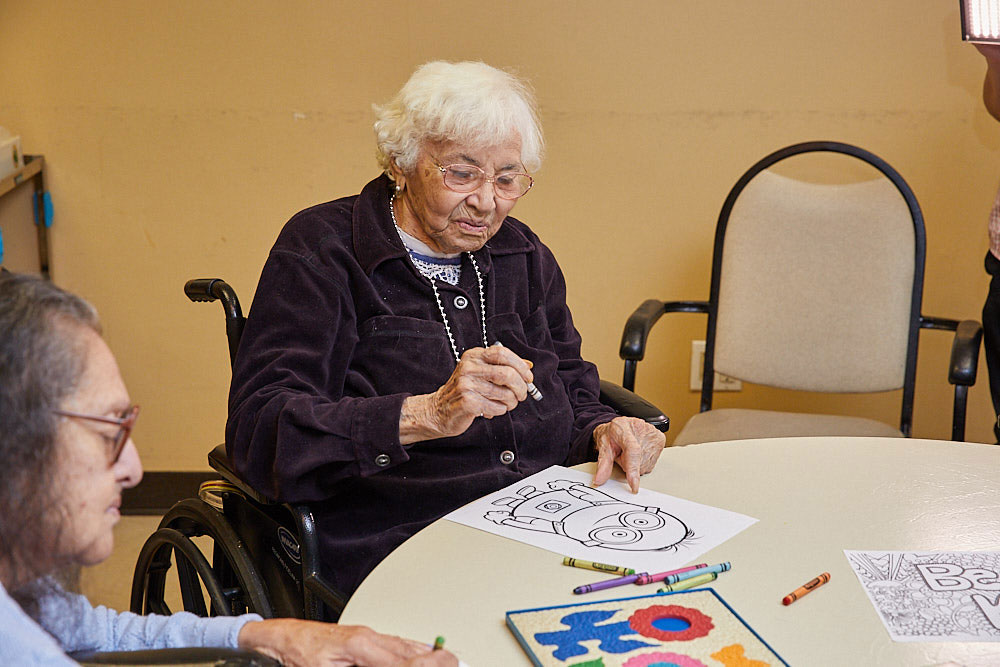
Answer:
[
  {"left": 0, "top": 273, "right": 455, "bottom": 666},
  {"left": 226, "top": 60, "right": 668, "bottom": 605}
]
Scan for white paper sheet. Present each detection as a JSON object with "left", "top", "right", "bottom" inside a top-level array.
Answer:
[
  {"left": 444, "top": 465, "right": 757, "bottom": 575},
  {"left": 845, "top": 550, "right": 1000, "bottom": 642}
]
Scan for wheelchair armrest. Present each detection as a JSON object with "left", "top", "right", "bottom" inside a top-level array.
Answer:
[
  {"left": 208, "top": 444, "right": 278, "bottom": 507},
  {"left": 948, "top": 319, "right": 983, "bottom": 386},
  {"left": 599, "top": 380, "right": 670, "bottom": 433},
  {"left": 287, "top": 503, "right": 349, "bottom": 620},
  {"left": 72, "top": 647, "right": 280, "bottom": 666}
]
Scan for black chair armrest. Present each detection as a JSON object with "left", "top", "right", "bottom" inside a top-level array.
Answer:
[
  {"left": 918, "top": 316, "right": 983, "bottom": 387},
  {"left": 948, "top": 319, "right": 983, "bottom": 386},
  {"left": 72, "top": 647, "right": 280, "bottom": 666},
  {"left": 620, "top": 300, "right": 709, "bottom": 361},
  {"left": 920, "top": 316, "right": 983, "bottom": 441},
  {"left": 599, "top": 380, "right": 670, "bottom": 433},
  {"left": 619, "top": 300, "right": 709, "bottom": 390}
]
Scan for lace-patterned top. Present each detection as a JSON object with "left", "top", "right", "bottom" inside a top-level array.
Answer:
[{"left": 394, "top": 224, "right": 462, "bottom": 285}]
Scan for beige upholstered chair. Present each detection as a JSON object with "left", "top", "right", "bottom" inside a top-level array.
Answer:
[{"left": 619, "top": 141, "right": 982, "bottom": 445}]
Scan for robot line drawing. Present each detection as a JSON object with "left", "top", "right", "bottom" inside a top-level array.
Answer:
[{"left": 485, "top": 479, "right": 696, "bottom": 552}]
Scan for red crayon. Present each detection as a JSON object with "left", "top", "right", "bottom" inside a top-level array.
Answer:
[{"left": 782, "top": 572, "right": 831, "bottom": 605}]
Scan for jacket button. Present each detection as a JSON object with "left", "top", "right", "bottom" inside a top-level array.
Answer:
[
  {"left": 453, "top": 295, "right": 469, "bottom": 309},
  {"left": 375, "top": 454, "right": 390, "bottom": 467},
  {"left": 500, "top": 450, "right": 515, "bottom": 464}
]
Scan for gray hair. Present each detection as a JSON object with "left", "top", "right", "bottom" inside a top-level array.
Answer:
[
  {"left": 373, "top": 61, "right": 544, "bottom": 177},
  {"left": 0, "top": 272, "right": 100, "bottom": 590}
]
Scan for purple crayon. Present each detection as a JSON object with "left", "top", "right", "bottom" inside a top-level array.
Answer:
[{"left": 573, "top": 572, "right": 646, "bottom": 594}]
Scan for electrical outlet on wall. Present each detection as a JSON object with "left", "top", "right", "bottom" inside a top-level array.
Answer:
[{"left": 689, "top": 340, "right": 742, "bottom": 391}]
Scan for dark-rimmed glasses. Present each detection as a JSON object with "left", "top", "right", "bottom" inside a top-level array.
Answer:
[
  {"left": 431, "top": 159, "right": 533, "bottom": 200},
  {"left": 54, "top": 405, "right": 140, "bottom": 464}
]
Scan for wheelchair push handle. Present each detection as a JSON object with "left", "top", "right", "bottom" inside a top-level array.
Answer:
[
  {"left": 185, "top": 278, "right": 243, "bottom": 318},
  {"left": 184, "top": 278, "right": 246, "bottom": 368},
  {"left": 184, "top": 278, "right": 222, "bottom": 303}
]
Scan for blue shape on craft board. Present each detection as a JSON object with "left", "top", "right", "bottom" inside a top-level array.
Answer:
[
  {"left": 651, "top": 616, "right": 692, "bottom": 632},
  {"left": 533, "top": 609, "right": 657, "bottom": 660}
]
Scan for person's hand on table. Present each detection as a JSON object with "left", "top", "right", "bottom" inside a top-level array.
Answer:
[
  {"left": 399, "top": 345, "right": 532, "bottom": 444},
  {"left": 592, "top": 416, "right": 666, "bottom": 493},
  {"left": 238, "top": 619, "right": 458, "bottom": 666}
]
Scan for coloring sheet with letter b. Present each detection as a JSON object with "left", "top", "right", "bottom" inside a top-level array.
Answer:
[
  {"left": 845, "top": 550, "right": 1000, "bottom": 642},
  {"left": 445, "top": 465, "right": 757, "bottom": 574}
]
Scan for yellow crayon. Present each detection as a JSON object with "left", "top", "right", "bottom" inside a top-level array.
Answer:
[
  {"left": 659, "top": 571, "right": 718, "bottom": 592},
  {"left": 562, "top": 557, "right": 635, "bottom": 576}
]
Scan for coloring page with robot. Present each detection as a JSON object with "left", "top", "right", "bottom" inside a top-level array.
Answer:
[{"left": 446, "top": 465, "right": 757, "bottom": 573}]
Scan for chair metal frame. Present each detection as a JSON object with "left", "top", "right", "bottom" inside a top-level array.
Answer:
[{"left": 620, "top": 141, "right": 982, "bottom": 441}]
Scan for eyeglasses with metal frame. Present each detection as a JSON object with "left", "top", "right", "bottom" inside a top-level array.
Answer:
[
  {"left": 53, "top": 405, "right": 140, "bottom": 465},
  {"left": 431, "top": 159, "right": 534, "bottom": 200}
]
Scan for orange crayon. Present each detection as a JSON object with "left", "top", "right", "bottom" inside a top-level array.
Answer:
[{"left": 782, "top": 572, "right": 830, "bottom": 605}]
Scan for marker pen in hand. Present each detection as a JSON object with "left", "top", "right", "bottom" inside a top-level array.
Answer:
[{"left": 491, "top": 341, "right": 543, "bottom": 401}]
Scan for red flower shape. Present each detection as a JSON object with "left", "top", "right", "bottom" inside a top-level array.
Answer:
[{"left": 628, "top": 604, "right": 714, "bottom": 642}]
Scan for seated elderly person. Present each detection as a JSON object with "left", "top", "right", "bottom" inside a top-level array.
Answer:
[
  {"left": 227, "top": 60, "right": 666, "bottom": 601},
  {"left": 0, "top": 273, "right": 455, "bottom": 666}
]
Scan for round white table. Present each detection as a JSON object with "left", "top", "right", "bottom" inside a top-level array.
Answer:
[{"left": 340, "top": 437, "right": 1000, "bottom": 666}]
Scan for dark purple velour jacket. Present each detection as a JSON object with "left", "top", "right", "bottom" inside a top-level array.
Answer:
[{"left": 226, "top": 174, "right": 616, "bottom": 599}]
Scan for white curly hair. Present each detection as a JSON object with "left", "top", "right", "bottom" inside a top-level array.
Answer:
[{"left": 373, "top": 61, "right": 544, "bottom": 178}]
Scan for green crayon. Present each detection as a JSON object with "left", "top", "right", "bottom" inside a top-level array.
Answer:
[
  {"left": 659, "top": 571, "right": 717, "bottom": 592},
  {"left": 562, "top": 557, "right": 635, "bottom": 576}
]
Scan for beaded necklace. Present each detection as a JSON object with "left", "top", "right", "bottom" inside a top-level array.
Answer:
[{"left": 390, "top": 193, "right": 487, "bottom": 363}]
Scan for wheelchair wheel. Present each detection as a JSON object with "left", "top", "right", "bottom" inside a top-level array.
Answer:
[{"left": 130, "top": 497, "right": 274, "bottom": 618}]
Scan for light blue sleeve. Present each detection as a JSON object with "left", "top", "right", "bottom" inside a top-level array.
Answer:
[
  {"left": 36, "top": 587, "right": 263, "bottom": 654},
  {"left": 0, "top": 582, "right": 79, "bottom": 666}
]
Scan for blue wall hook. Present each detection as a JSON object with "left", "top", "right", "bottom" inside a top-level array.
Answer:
[{"left": 33, "top": 191, "right": 53, "bottom": 227}]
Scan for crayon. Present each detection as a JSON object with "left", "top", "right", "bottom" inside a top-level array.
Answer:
[
  {"left": 492, "top": 341, "right": 542, "bottom": 400},
  {"left": 782, "top": 572, "right": 830, "bottom": 605},
  {"left": 562, "top": 557, "right": 635, "bottom": 576},
  {"left": 635, "top": 563, "right": 708, "bottom": 585},
  {"left": 659, "top": 571, "right": 718, "bottom": 592},
  {"left": 574, "top": 572, "right": 644, "bottom": 594},
  {"left": 661, "top": 562, "right": 731, "bottom": 585},
  {"left": 432, "top": 636, "right": 445, "bottom": 651}
]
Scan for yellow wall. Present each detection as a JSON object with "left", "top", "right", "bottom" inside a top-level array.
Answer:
[{"left": 1, "top": 1, "right": 996, "bottom": 470}]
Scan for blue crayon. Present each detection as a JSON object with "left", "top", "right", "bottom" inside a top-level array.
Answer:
[{"left": 661, "top": 562, "right": 731, "bottom": 585}]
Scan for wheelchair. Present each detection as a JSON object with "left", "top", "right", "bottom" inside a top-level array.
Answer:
[{"left": 130, "top": 278, "right": 670, "bottom": 622}]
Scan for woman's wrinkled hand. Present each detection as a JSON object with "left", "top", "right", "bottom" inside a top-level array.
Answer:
[
  {"left": 591, "top": 416, "right": 666, "bottom": 493},
  {"left": 238, "top": 619, "right": 459, "bottom": 667},
  {"left": 399, "top": 345, "right": 533, "bottom": 444}
]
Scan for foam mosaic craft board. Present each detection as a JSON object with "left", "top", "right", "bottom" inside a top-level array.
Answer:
[{"left": 506, "top": 589, "right": 788, "bottom": 667}]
